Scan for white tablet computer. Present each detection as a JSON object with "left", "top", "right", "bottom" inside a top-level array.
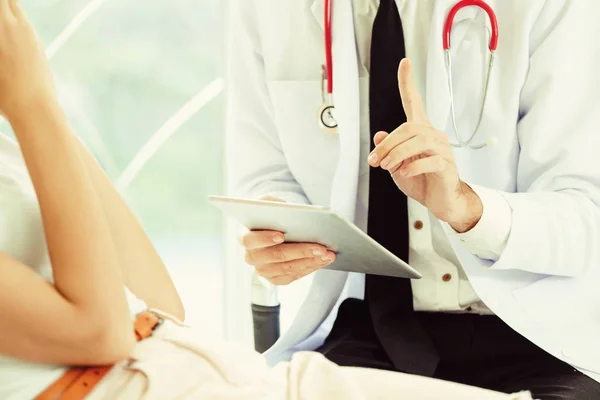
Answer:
[{"left": 208, "top": 196, "right": 421, "bottom": 279}]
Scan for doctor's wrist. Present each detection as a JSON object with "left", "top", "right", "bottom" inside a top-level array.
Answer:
[{"left": 446, "top": 182, "right": 484, "bottom": 234}]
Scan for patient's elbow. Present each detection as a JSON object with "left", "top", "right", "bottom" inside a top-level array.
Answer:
[
  {"left": 77, "top": 316, "right": 136, "bottom": 365},
  {"left": 94, "top": 326, "right": 136, "bottom": 364}
]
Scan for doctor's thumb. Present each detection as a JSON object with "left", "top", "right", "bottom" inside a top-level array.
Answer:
[{"left": 373, "top": 131, "right": 389, "bottom": 146}]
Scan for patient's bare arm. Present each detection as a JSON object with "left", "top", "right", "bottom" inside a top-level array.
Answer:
[{"left": 0, "top": 0, "right": 134, "bottom": 365}]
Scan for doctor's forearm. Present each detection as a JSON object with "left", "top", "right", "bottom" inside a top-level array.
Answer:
[
  {"left": 446, "top": 182, "right": 484, "bottom": 233},
  {"left": 491, "top": 189, "right": 599, "bottom": 277},
  {"left": 450, "top": 184, "right": 513, "bottom": 261}
]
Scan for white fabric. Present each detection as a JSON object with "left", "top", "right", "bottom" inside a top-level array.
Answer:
[
  {"left": 84, "top": 314, "right": 533, "bottom": 400},
  {"left": 0, "top": 132, "right": 147, "bottom": 399},
  {"left": 227, "top": 0, "right": 600, "bottom": 384}
]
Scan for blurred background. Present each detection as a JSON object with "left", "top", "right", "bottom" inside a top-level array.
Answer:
[
  {"left": 1, "top": 0, "right": 227, "bottom": 336},
  {"left": 4, "top": 0, "right": 311, "bottom": 347}
]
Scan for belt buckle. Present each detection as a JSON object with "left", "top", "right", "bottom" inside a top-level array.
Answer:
[
  {"left": 135, "top": 310, "right": 163, "bottom": 341},
  {"left": 149, "top": 310, "right": 164, "bottom": 330}
]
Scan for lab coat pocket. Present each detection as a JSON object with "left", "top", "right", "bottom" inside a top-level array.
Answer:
[
  {"left": 511, "top": 276, "right": 600, "bottom": 373},
  {"left": 266, "top": 79, "right": 340, "bottom": 196}
]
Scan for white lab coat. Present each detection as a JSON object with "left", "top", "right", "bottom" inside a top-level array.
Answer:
[{"left": 227, "top": 0, "right": 600, "bottom": 382}]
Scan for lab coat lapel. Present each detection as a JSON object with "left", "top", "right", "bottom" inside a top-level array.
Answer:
[
  {"left": 329, "top": 0, "right": 360, "bottom": 220},
  {"left": 310, "top": 0, "right": 325, "bottom": 32},
  {"left": 266, "top": 0, "right": 357, "bottom": 362},
  {"left": 311, "top": 0, "right": 360, "bottom": 220},
  {"left": 425, "top": 0, "right": 482, "bottom": 131}
]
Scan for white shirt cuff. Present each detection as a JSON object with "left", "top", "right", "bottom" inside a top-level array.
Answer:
[{"left": 450, "top": 184, "right": 512, "bottom": 261}]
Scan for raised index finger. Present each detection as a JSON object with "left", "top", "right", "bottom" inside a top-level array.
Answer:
[{"left": 398, "top": 58, "right": 429, "bottom": 125}]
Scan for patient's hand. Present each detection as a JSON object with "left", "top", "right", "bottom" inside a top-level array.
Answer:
[
  {"left": 239, "top": 196, "right": 336, "bottom": 286},
  {"left": 0, "top": 0, "right": 57, "bottom": 120}
]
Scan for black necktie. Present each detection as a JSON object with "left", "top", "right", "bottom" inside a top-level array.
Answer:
[{"left": 365, "top": 0, "right": 439, "bottom": 376}]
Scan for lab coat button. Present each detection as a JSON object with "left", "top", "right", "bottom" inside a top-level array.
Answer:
[
  {"left": 414, "top": 220, "right": 424, "bottom": 230},
  {"left": 442, "top": 273, "right": 452, "bottom": 282}
]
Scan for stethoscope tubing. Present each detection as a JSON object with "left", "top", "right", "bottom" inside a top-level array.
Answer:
[{"left": 319, "top": 0, "right": 499, "bottom": 149}]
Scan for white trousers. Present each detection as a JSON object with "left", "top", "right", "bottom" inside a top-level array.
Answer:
[{"left": 86, "top": 312, "right": 533, "bottom": 400}]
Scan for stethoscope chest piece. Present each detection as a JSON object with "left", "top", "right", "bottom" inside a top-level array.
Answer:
[
  {"left": 318, "top": 103, "right": 338, "bottom": 135},
  {"left": 319, "top": 63, "right": 338, "bottom": 135}
]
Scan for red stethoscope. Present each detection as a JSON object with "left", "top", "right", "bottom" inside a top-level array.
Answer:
[
  {"left": 319, "top": 0, "right": 499, "bottom": 149},
  {"left": 318, "top": 0, "right": 337, "bottom": 135}
]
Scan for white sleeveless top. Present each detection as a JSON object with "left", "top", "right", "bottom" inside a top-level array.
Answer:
[{"left": 0, "top": 132, "right": 147, "bottom": 399}]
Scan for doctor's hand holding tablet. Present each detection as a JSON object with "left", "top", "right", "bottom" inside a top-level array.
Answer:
[
  {"left": 239, "top": 59, "right": 482, "bottom": 285},
  {"left": 238, "top": 196, "right": 337, "bottom": 286}
]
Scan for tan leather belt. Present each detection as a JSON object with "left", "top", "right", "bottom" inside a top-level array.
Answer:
[{"left": 35, "top": 311, "right": 162, "bottom": 400}]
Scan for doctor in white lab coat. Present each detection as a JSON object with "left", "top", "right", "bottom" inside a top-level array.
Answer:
[{"left": 227, "top": 0, "right": 600, "bottom": 398}]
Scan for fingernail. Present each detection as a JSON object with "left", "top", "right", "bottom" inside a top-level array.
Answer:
[
  {"left": 312, "top": 249, "right": 325, "bottom": 256},
  {"left": 321, "top": 256, "right": 331, "bottom": 262},
  {"left": 273, "top": 235, "right": 284, "bottom": 243},
  {"left": 380, "top": 157, "right": 391, "bottom": 169},
  {"left": 368, "top": 153, "right": 379, "bottom": 165}
]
